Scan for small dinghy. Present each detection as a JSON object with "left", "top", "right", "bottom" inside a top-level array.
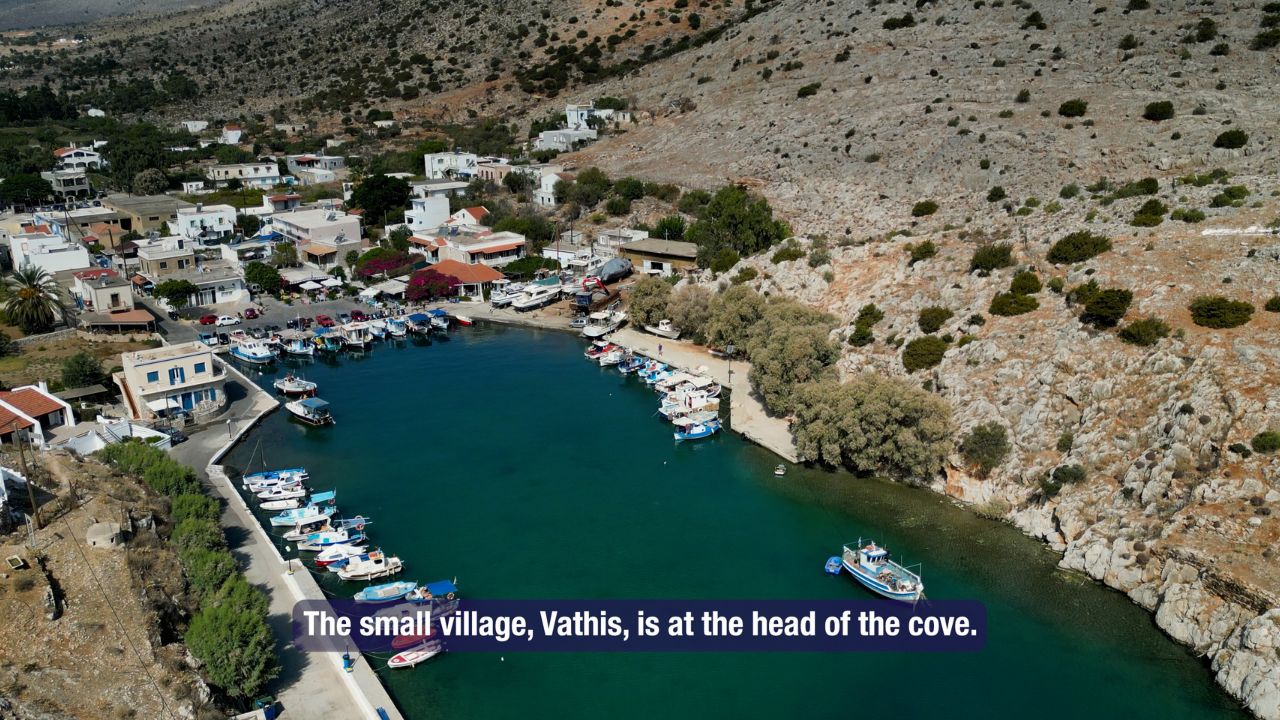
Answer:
[
  {"left": 315, "top": 543, "right": 368, "bottom": 567},
  {"left": 774, "top": 464, "right": 787, "bottom": 477},
  {"left": 273, "top": 374, "right": 318, "bottom": 396},
  {"left": 452, "top": 314, "right": 473, "bottom": 327},
  {"left": 260, "top": 497, "right": 302, "bottom": 511},
  {"left": 388, "top": 641, "right": 443, "bottom": 669},
  {"left": 354, "top": 579, "right": 417, "bottom": 603},
  {"left": 824, "top": 556, "right": 843, "bottom": 575}
]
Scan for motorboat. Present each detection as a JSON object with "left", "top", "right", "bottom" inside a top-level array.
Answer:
[
  {"left": 775, "top": 464, "right": 787, "bottom": 477},
  {"left": 618, "top": 355, "right": 646, "bottom": 374},
  {"left": 260, "top": 496, "right": 302, "bottom": 511},
  {"left": 337, "top": 553, "right": 403, "bottom": 581},
  {"left": 839, "top": 539, "right": 924, "bottom": 603},
  {"left": 342, "top": 322, "right": 373, "bottom": 349},
  {"left": 314, "top": 329, "right": 343, "bottom": 352},
  {"left": 368, "top": 320, "right": 388, "bottom": 339},
  {"left": 644, "top": 318, "right": 681, "bottom": 339},
  {"left": 353, "top": 579, "right": 417, "bottom": 603},
  {"left": 452, "top": 314, "right": 474, "bottom": 326},
  {"left": 230, "top": 339, "right": 276, "bottom": 364},
  {"left": 405, "top": 579, "right": 459, "bottom": 608},
  {"left": 256, "top": 484, "right": 307, "bottom": 501},
  {"left": 269, "top": 504, "right": 336, "bottom": 527},
  {"left": 511, "top": 284, "right": 560, "bottom": 312},
  {"left": 315, "top": 543, "right": 368, "bottom": 567},
  {"left": 489, "top": 280, "right": 525, "bottom": 308},
  {"left": 282, "top": 335, "right": 315, "bottom": 356},
  {"left": 406, "top": 313, "right": 432, "bottom": 334},
  {"left": 272, "top": 374, "right": 318, "bottom": 396},
  {"left": 824, "top": 556, "right": 843, "bottom": 575},
  {"left": 427, "top": 309, "right": 450, "bottom": 332},
  {"left": 242, "top": 468, "right": 308, "bottom": 489},
  {"left": 673, "top": 416, "right": 722, "bottom": 441},
  {"left": 386, "top": 317, "right": 409, "bottom": 337},
  {"left": 582, "top": 309, "right": 626, "bottom": 338},
  {"left": 388, "top": 641, "right": 443, "bottom": 669},
  {"left": 598, "top": 348, "right": 625, "bottom": 366},
  {"left": 286, "top": 397, "right": 334, "bottom": 426},
  {"left": 297, "top": 528, "right": 366, "bottom": 551}
]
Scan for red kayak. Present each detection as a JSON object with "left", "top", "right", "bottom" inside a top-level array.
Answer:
[{"left": 391, "top": 629, "right": 434, "bottom": 650}]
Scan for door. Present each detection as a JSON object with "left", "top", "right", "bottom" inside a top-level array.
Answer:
[
  {"left": 168, "top": 367, "right": 186, "bottom": 385},
  {"left": 181, "top": 392, "right": 193, "bottom": 410}
]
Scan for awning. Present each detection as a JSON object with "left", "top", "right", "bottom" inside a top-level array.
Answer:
[
  {"left": 146, "top": 398, "right": 181, "bottom": 412},
  {"left": 298, "top": 281, "right": 322, "bottom": 291},
  {"left": 371, "top": 278, "right": 407, "bottom": 296},
  {"left": 358, "top": 286, "right": 380, "bottom": 298},
  {"left": 321, "top": 278, "right": 343, "bottom": 288},
  {"left": 468, "top": 242, "right": 522, "bottom": 254}
]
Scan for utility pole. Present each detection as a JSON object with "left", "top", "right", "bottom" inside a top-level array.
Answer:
[{"left": 12, "top": 422, "right": 38, "bottom": 530}]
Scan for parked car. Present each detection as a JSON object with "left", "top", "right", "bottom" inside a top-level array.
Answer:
[
  {"left": 349, "top": 309, "right": 367, "bottom": 321},
  {"left": 285, "top": 318, "right": 299, "bottom": 330},
  {"left": 250, "top": 327, "right": 266, "bottom": 339},
  {"left": 315, "top": 314, "right": 335, "bottom": 327},
  {"left": 216, "top": 315, "right": 240, "bottom": 327},
  {"left": 338, "top": 313, "right": 351, "bottom": 324},
  {"left": 160, "top": 427, "right": 188, "bottom": 445},
  {"left": 199, "top": 314, "right": 218, "bottom": 325},
  {"left": 569, "top": 317, "right": 588, "bottom": 329},
  {"left": 197, "top": 332, "right": 218, "bottom": 347},
  {"left": 217, "top": 333, "right": 231, "bottom": 345}
]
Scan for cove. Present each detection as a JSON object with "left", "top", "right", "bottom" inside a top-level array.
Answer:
[{"left": 224, "top": 323, "right": 1246, "bottom": 720}]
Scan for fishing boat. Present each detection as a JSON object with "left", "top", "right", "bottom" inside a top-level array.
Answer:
[
  {"left": 644, "top": 318, "right": 681, "bottom": 339},
  {"left": 775, "top": 464, "right": 787, "bottom": 477},
  {"left": 368, "top": 320, "right": 388, "bottom": 339},
  {"left": 297, "top": 529, "right": 366, "bottom": 551},
  {"left": 386, "top": 317, "right": 409, "bottom": 337},
  {"left": 285, "top": 397, "right": 335, "bottom": 426},
  {"left": 618, "top": 355, "right": 646, "bottom": 374},
  {"left": 388, "top": 640, "right": 443, "bottom": 669},
  {"left": 582, "top": 310, "right": 626, "bottom": 338},
  {"left": 353, "top": 579, "right": 417, "bottom": 603},
  {"left": 342, "top": 322, "right": 373, "bottom": 349},
  {"left": 230, "top": 339, "right": 276, "bottom": 364},
  {"left": 598, "top": 348, "right": 625, "bottom": 366},
  {"left": 673, "top": 416, "right": 721, "bottom": 441},
  {"left": 244, "top": 475, "right": 303, "bottom": 493},
  {"left": 256, "top": 484, "right": 307, "bottom": 501},
  {"left": 269, "top": 505, "right": 335, "bottom": 527},
  {"left": 282, "top": 335, "right": 315, "bottom": 357},
  {"left": 260, "top": 496, "right": 302, "bottom": 511},
  {"left": 405, "top": 579, "right": 459, "bottom": 608},
  {"left": 313, "top": 328, "right": 343, "bottom": 352},
  {"left": 315, "top": 543, "right": 368, "bottom": 567},
  {"left": 272, "top": 374, "right": 318, "bottom": 396},
  {"left": 488, "top": 279, "right": 525, "bottom": 308},
  {"left": 242, "top": 468, "right": 308, "bottom": 489},
  {"left": 511, "top": 284, "right": 560, "bottom": 312},
  {"left": 840, "top": 539, "right": 924, "bottom": 603},
  {"left": 406, "top": 313, "right": 432, "bottom": 335},
  {"left": 337, "top": 553, "right": 403, "bottom": 581},
  {"left": 427, "top": 309, "right": 450, "bottom": 332},
  {"left": 452, "top": 314, "right": 474, "bottom": 327},
  {"left": 584, "top": 340, "right": 615, "bottom": 360}
]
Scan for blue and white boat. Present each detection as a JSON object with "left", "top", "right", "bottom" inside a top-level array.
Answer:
[
  {"left": 427, "top": 308, "right": 450, "bottom": 333},
  {"left": 386, "top": 317, "right": 408, "bottom": 337},
  {"left": 839, "top": 539, "right": 924, "bottom": 603},
  {"left": 314, "top": 328, "right": 343, "bottom": 352},
  {"left": 297, "top": 529, "right": 366, "bottom": 551},
  {"left": 673, "top": 416, "right": 721, "bottom": 441},
  {"left": 355, "top": 580, "right": 418, "bottom": 603},
  {"left": 315, "top": 543, "right": 368, "bottom": 567},
  {"left": 406, "top": 313, "right": 432, "bottom": 335},
  {"left": 405, "top": 579, "right": 459, "bottom": 609},
  {"left": 242, "top": 467, "right": 308, "bottom": 489},
  {"left": 286, "top": 397, "right": 334, "bottom": 426},
  {"left": 230, "top": 339, "right": 276, "bottom": 364},
  {"left": 269, "top": 504, "right": 336, "bottom": 527},
  {"left": 282, "top": 336, "right": 315, "bottom": 357}
]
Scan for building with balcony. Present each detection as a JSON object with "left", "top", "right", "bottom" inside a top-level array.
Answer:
[
  {"left": 52, "top": 144, "right": 104, "bottom": 170},
  {"left": 205, "top": 162, "right": 281, "bottom": 189},
  {"left": 40, "top": 169, "right": 91, "bottom": 200},
  {"left": 175, "top": 203, "right": 236, "bottom": 245},
  {"left": 114, "top": 342, "right": 227, "bottom": 419},
  {"left": 8, "top": 230, "right": 92, "bottom": 273},
  {"left": 269, "top": 208, "right": 362, "bottom": 270}
]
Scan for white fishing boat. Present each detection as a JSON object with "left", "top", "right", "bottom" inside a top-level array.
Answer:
[
  {"left": 272, "top": 374, "right": 318, "bottom": 396},
  {"left": 315, "top": 543, "right": 369, "bottom": 567},
  {"left": 388, "top": 641, "right": 443, "bottom": 669},
  {"left": 269, "top": 505, "right": 336, "bottom": 527},
  {"left": 582, "top": 309, "right": 626, "bottom": 338},
  {"left": 282, "top": 335, "right": 315, "bottom": 356},
  {"left": 511, "top": 284, "right": 560, "bottom": 312},
  {"left": 489, "top": 280, "right": 525, "bottom": 308},
  {"left": 336, "top": 553, "right": 403, "bottom": 581},
  {"left": 341, "top": 322, "right": 373, "bottom": 349},
  {"left": 368, "top": 320, "right": 388, "bottom": 339},
  {"left": 256, "top": 484, "right": 307, "bottom": 501},
  {"left": 230, "top": 339, "right": 276, "bottom": 364},
  {"left": 598, "top": 348, "right": 625, "bottom": 366},
  {"left": 386, "top": 317, "right": 408, "bottom": 337},
  {"left": 242, "top": 468, "right": 308, "bottom": 489},
  {"left": 297, "top": 528, "right": 366, "bottom": 551},
  {"left": 285, "top": 397, "right": 335, "bottom": 426},
  {"left": 839, "top": 539, "right": 924, "bottom": 603},
  {"left": 260, "top": 496, "right": 302, "bottom": 511},
  {"left": 644, "top": 318, "right": 681, "bottom": 339}
]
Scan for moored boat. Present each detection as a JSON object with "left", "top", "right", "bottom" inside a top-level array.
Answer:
[
  {"left": 256, "top": 484, "right": 307, "bottom": 501},
  {"left": 388, "top": 640, "right": 443, "bottom": 669},
  {"left": 354, "top": 579, "right": 417, "bottom": 603},
  {"left": 598, "top": 348, "right": 625, "bottom": 366},
  {"left": 406, "top": 313, "right": 432, "bottom": 334},
  {"left": 452, "top": 314, "right": 473, "bottom": 326},
  {"left": 644, "top": 318, "right": 681, "bottom": 339},
  {"left": 315, "top": 543, "right": 368, "bottom": 567},
  {"left": 230, "top": 339, "right": 276, "bottom": 364},
  {"left": 582, "top": 309, "right": 626, "bottom": 338},
  {"left": 342, "top": 322, "right": 373, "bottom": 349},
  {"left": 775, "top": 464, "right": 787, "bottom": 477},
  {"left": 427, "top": 309, "right": 450, "bottom": 332},
  {"left": 405, "top": 579, "right": 459, "bottom": 608},
  {"left": 297, "top": 528, "right": 366, "bottom": 551},
  {"left": 584, "top": 340, "right": 615, "bottom": 359},
  {"left": 337, "top": 553, "right": 403, "bottom": 581},
  {"left": 368, "top": 320, "right": 388, "bottom": 339},
  {"left": 386, "top": 317, "right": 408, "bottom": 337},
  {"left": 242, "top": 468, "right": 308, "bottom": 489},
  {"left": 269, "top": 505, "right": 335, "bottom": 527},
  {"left": 839, "top": 539, "right": 924, "bottom": 603},
  {"left": 272, "top": 374, "right": 318, "bottom": 396},
  {"left": 673, "top": 416, "right": 721, "bottom": 441},
  {"left": 286, "top": 397, "right": 335, "bottom": 426}
]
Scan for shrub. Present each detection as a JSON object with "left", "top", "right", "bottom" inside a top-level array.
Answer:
[
  {"left": 1059, "top": 183, "right": 1080, "bottom": 199},
  {"left": 1250, "top": 28, "right": 1280, "bottom": 50},
  {"left": 961, "top": 422, "right": 1010, "bottom": 475},
  {"left": 628, "top": 276, "right": 674, "bottom": 326},
  {"left": 986, "top": 186, "right": 1007, "bottom": 202},
  {"left": 171, "top": 518, "right": 226, "bottom": 552},
  {"left": 911, "top": 200, "right": 939, "bottom": 217},
  {"left": 807, "top": 248, "right": 832, "bottom": 268},
  {"left": 1213, "top": 129, "right": 1249, "bottom": 149},
  {"left": 969, "top": 242, "right": 1014, "bottom": 272},
  {"left": 917, "top": 306, "right": 954, "bottom": 334},
  {"left": 1131, "top": 198, "right": 1168, "bottom": 226},
  {"left": 1015, "top": 89, "right": 1031, "bottom": 103},
  {"left": 848, "top": 325, "right": 874, "bottom": 346},
  {"left": 1080, "top": 288, "right": 1133, "bottom": 327},
  {"left": 1047, "top": 231, "right": 1111, "bottom": 264},
  {"left": 1047, "top": 277, "right": 1065, "bottom": 293},
  {"left": 883, "top": 12, "right": 916, "bottom": 30},
  {"left": 1057, "top": 99, "right": 1088, "bottom": 117},
  {"left": 1265, "top": 295, "right": 1280, "bottom": 312},
  {"left": 1118, "top": 317, "right": 1171, "bottom": 345},
  {"left": 731, "top": 266, "right": 759, "bottom": 285},
  {"left": 1170, "top": 208, "right": 1206, "bottom": 223},
  {"left": 605, "top": 195, "right": 632, "bottom": 215},
  {"left": 1142, "top": 101, "right": 1174, "bottom": 121},
  {"left": 855, "top": 303, "right": 886, "bottom": 328},
  {"left": 989, "top": 292, "right": 1039, "bottom": 316},
  {"left": 1251, "top": 431, "right": 1280, "bottom": 453},
  {"left": 1009, "top": 271, "right": 1042, "bottom": 295},
  {"left": 797, "top": 83, "right": 822, "bottom": 98},
  {"left": 1189, "top": 296, "right": 1254, "bottom": 328},
  {"left": 771, "top": 242, "right": 805, "bottom": 263},
  {"left": 1209, "top": 185, "right": 1249, "bottom": 207},
  {"left": 180, "top": 547, "right": 237, "bottom": 600},
  {"left": 908, "top": 241, "right": 937, "bottom": 264},
  {"left": 1056, "top": 431, "right": 1074, "bottom": 452},
  {"left": 709, "top": 248, "right": 740, "bottom": 273},
  {"left": 171, "top": 494, "right": 220, "bottom": 524},
  {"left": 901, "top": 335, "right": 949, "bottom": 372},
  {"left": 186, "top": 604, "right": 278, "bottom": 699},
  {"left": 143, "top": 462, "right": 200, "bottom": 496},
  {"left": 1211, "top": 42, "right": 1230, "bottom": 56}
]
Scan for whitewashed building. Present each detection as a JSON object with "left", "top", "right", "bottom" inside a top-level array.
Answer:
[
  {"left": 533, "top": 128, "right": 597, "bottom": 152},
  {"left": 424, "top": 151, "right": 479, "bottom": 179},
  {"left": 175, "top": 203, "right": 237, "bottom": 245},
  {"left": 205, "top": 162, "right": 281, "bottom": 189},
  {"left": 405, "top": 195, "right": 449, "bottom": 232},
  {"left": 8, "top": 230, "right": 92, "bottom": 273},
  {"left": 53, "top": 145, "right": 104, "bottom": 171}
]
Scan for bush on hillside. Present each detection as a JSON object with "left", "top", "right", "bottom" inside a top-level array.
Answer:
[
  {"left": 1009, "top": 271, "right": 1042, "bottom": 295},
  {"left": 1189, "top": 296, "right": 1254, "bottom": 328},
  {"left": 901, "top": 335, "right": 948, "bottom": 372},
  {"left": 917, "top": 306, "right": 954, "bottom": 334},
  {"left": 1047, "top": 231, "right": 1112, "bottom": 264},
  {"left": 961, "top": 422, "right": 1010, "bottom": 475},
  {"left": 989, "top": 292, "right": 1039, "bottom": 316},
  {"left": 1118, "top": 317, "right": 1171, "bottom": 346},
  {"left": 969, "top": 242, "right": 1014, "bottom": 272},
  {"left": 1142, "top": 101, "right": 1174, "bottom": 121},
  {"left": 908, "top": 241, "right": 937, "bottom": 264},
  {"left": 1057, "top": 99, "right": 1089, "bottom": 117},
  {"left": 1080, "top": 288, "right": 1133, "bottom": 327},
  {"left": 1213, "top": 129, "right": 1249, "bottom": 149},
  {"left": 1252, "top": 431, "right": 1280, "bottom": 453},
  {"left": 911, "top": 200, "right": 939, "bottom": 217}
]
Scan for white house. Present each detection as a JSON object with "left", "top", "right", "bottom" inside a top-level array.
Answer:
[
  {"left": 595, "top": 228, "right": 650, "bottom": 257},
  {"left": 56, "top": 416, "right": 172, "bottom": 455},
  {"left": 424, "top": 151, "right": 479, "bottom": 179},
  {"left": 534, "top": 172, "right": 573, "bottom": 208},
  {"left": 86, "top": 107, "right": 106, "bottom": 118},
  {"left": 410, "top": 226, "right": 526, "bottom": 267},
  {"left": 269, "top": 208, "right": 362, "bottom": 270},
  {"left": 410, "top": 179, "right": 469, "bottom": 199},
  {"left": 286, "top": 154, "right": 347, "bottom": 185},
  {"left": 0, "top": 383, "right": 75, "bottom": 449},
  {"left": 114, "top": 342, "right": 227, "bottom": 420},
  {"left": 175, "top": 203, "right": 237, "bottom": 245},
  {"left": 533, "top": 128, "right": 597, "bottom": 152},
  {"left": 205, "top": 162, "right": 281, "bottom": 189},
  {"left": 373, "top": 119, "right": 396, "bottom": 129},
  {"left": 181, "top": 120, "right": 209, "bottom": 134},
  {"left": 181, "top": 180, "right": 207, "bottom": 194},
  {"left": 40, "top": 169, "right": 91, "bottom": 199},
  {"left": 9, "top": 230, "right": 92, "bottom": 273},
  {"left": 220, "top": 124, "right": 244, "bottom": 145},
  {"left": 565, "top": 103, "right": 631, "bottom": 130},
  {"left": 446, "top": 206, "right": 490, "bottom": 227},
  {"left": 53, "top": 145, "right": 104, "bottom": 170},
  {"left": 405, "top": 195, "right": 449, "bottom": 232}
]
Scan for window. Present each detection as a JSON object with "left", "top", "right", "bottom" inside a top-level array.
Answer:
[
  {"left": 146, "top": 371, "right": 159, "bottom": 383},
  {"left": 159, "top": 261, "right": 168, "bottom": 269},
  {"left": 208, "top": 388, "right": 217, "bottom": 402},
  {"left": 194, "top": 362, "right": 206, "bottom": 374}
]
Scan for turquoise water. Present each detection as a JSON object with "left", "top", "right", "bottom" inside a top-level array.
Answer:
[{"left": 225, "top": 324, "right": 1245, "bottom": 720}]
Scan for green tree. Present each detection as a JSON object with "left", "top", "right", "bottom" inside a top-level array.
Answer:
[
  {"left": 5, "top": 265, "right": 66, "bottom": 333},
  {"left": 0, "top": 173, "right": 53, "bottom": 207},
  {"left": 704, "top": 285, "right": 765, "bottom": 349},
  {"left": 902, "top": 335, "right": 948, "bottom": 372},
  {"left": 243, "top": 262, "right": 282, "bottom": 294},
  {"left": 132, "top": 168, "right": 168, "bottom": 195},
  {"left": 153, "top": 279, "right": 199, "bottom": 309},
  {"left": 237, "top": 214, "right": 261, "bottom": 235},
  {"left": 653, "top": 215, "right": 687, "bottom": 240},
  {"left": 60, "top": 351, "right": 106, "bottom": 389},
  {"left": 613, "top": 177, "right": 646, "bottom": 200},
  {"left": 1080, "top": 288, "right": 1132, "bottom": 327},
  {"left": 628, "top": 276, "right": 673, "bottom": 327},
  {"left": 349, "top": 174, "right": 411, "bottom": 224},
  {"left": 969, "top": 243, "right": 1014, "bottom": 272},
  {"left": 747, "top": 308, "right": 839, "bottom": 414},
  {"left": 1047, "top": 231, "right": 1112, "bottom": 264},
  {"left": 685, "top": 185, "right": 788, "bottom": 267},
  {"left": 960, "top": 422, "right": 1010, "bottom": 475},
  {"left": 666, "top": 285, "right": 714, "bottom": 343},
  {"left": 185, "top": 604, "right": 279, "bottom": 699},
  {"left": 387, "top": 226, "right": 412, "bottom": 252},
  {"left": 272, "top": 241, "right": 298, "bottom": 267}
]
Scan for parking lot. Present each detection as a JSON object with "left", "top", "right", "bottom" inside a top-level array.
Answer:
[{"left": 178, "top": 294, "right": 375, "bottom": 336}]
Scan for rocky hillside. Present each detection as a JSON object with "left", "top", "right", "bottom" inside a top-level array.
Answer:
[{"left": 560, "top": 1, "right": 1280, "bottom": 717}]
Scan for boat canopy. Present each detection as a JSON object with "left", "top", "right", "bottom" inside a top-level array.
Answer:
[
  {"left": 426, "top": 308, "right": 448, "bottom": 317},
  {"left": 407, "top": 313, "right": 430, "bottom": 323},
  {"left": 424, "top": 579, "right": 458, "bottom": 596},
  {"left": 688, "top": 376, "right": 717, "bottom": 389},
  {"left": 299, "top": 397, "right": 330, "bottom": 410},
  {"left": 309, "top": 490, "right": 336, "bottom": 504}
]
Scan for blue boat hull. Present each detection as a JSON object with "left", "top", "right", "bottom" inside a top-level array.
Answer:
[{"left": 842, "top": 560, "right": 922, "bottom": 603}]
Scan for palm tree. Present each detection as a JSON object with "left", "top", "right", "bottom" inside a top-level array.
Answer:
[{"left": 5, "top": 265, "right": 67, "bottom": 335}]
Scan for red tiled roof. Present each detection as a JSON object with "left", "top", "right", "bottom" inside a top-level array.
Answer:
[
  {"left": 409, "top": 235, "right": 440, "bottom": 248},
  {"left": 466, "top": 242, "right": 522, "bottom": 255},
  {"left": 462, "top": 206, "right": 489, "bottom": 220},
  {"left": 269, "top": 193, "right": 301, "bottom": 202},
  {"left": 73, "top": 268, "right": 119, "bottom": 281},
  {"left": 131, "top": 274, "right": 149, "bottom": 286},
  {"left": 0, "top": 388, "right": 63, "bottom": 419},
  {"left": 0, "top": 406, "right": 34, "bottom": 431},
  {"left": 426, "top": 259, "right": 503, "bottom": 284},
  {"left": 53, "top": 147, "right": 74, "bottom": 157}
]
